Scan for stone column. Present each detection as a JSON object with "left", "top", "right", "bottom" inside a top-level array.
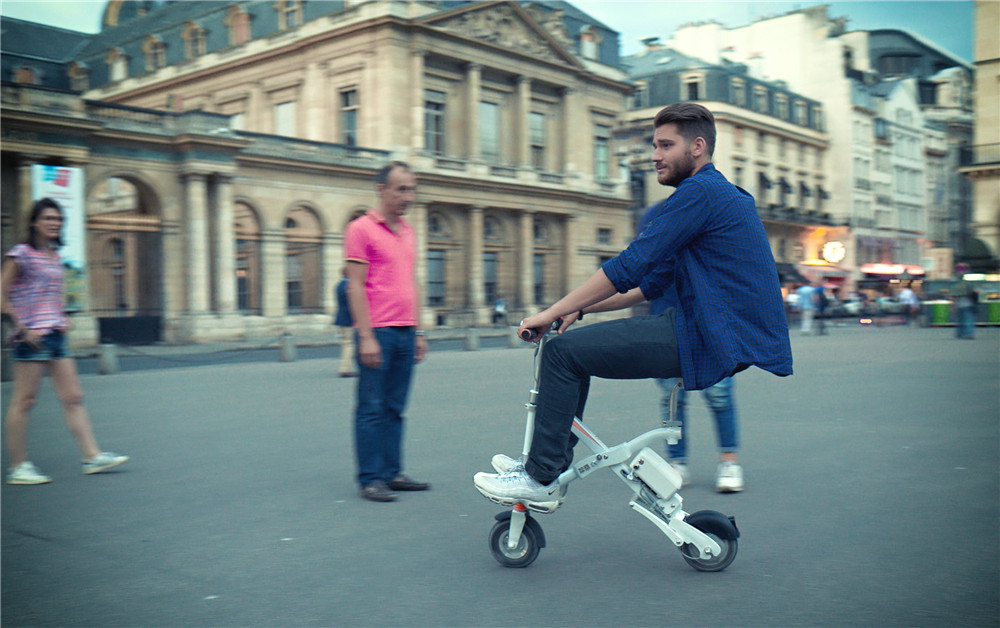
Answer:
[
  {"left": 468, "top": 206, "right": 485, "bottom": 314},
  {"left": 467, "top": 63, "right": 481, "bottom": 161},
  {"left": 247, "top": 81, "right": 264, "bottom": 131},
  {"left": 322, "top": 232, "right": 340, "bottom": 316},
  {"left": 260, "top": 229, "right": 286, "bottom": 319},
  {"left": 182, "top": 172, "right": 210, "bottom": 314},
  {"left": 517, "top": 76, "right": 532, "bottom": 168},
  {"left": 409, "top": 202, "right": 433, "bottom": 328},
  {"left": 562, "top": 215, "right": 578, "bottom": 294},
  {"left": 519, "top": 211, "right": 534, "bottom": 310},
  {"left": 214, "top": 175, "right": 237, "bottom": 314},
  {"left": 411, "top": 50, "right": 426, "bottom": 155},
  {"left": 561, "top": 87, "right": 578, "bottom": 174},
  {"left": 13, "top": 155, "right": 42, "bottom": 249},
  {"left": 303, "top": 61, "right": 325, "bottom": 142}
]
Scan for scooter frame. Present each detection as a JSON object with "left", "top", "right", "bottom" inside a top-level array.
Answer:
[{"left": 484, "top": 323, "right": 739, "bottom": 570}]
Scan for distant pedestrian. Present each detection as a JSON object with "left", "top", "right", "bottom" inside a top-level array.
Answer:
[
  {"left": 492, "top": 297, "right": 507, "bottom": 326},
  {"left": 814, "top": 284, "right": 828, "bottom": 335},
  {"left": 2, "top": 198, "right": 129, "bottom": 485},
  {"left": 951, "top": 264, "right": 977, "bottom": 339},
  {"left": 796, "top": 282, "right": 817, "bottom": 335},
  {"left": 334, "top": 266, "right": 357, "bottom": 377},
  {"left": 345, "top": 162, "right": 431, "bottom": 502},
  {"left": 898, "top": 284, "right": 920, "bottom": 326}
]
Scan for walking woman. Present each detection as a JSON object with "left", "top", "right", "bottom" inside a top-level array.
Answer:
[{"left": 2, "top": 198, "right": 128, "bottom": 484}]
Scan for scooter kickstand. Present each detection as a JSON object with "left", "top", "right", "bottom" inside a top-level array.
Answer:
[{"left": 507, "top": 504, "right": 528, "bottom": 550}]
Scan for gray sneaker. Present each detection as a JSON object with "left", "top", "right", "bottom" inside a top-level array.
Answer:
[
  {"left": 83, "top": 452, "right": 129, "bottom": 475},
  {"left": 715, "top": 461, "right": 744, "bottom": 493},
  {"left": 7, "top": 461, "right": 52, "bottom": 485},
  {"left": 491, "top": 453, "right": 524, "bottom": 474}
]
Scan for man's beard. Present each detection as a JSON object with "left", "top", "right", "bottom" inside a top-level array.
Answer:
[{"left": 658, "top": 151, "right": 696, "bottom": 187}]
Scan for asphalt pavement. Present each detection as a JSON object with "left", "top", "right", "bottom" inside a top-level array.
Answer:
[{"left": 2, "top": 324, "right": 998, "bottom": 627}]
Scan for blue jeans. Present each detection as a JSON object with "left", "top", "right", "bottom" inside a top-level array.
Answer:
[
  {"left": 13, "top": 329, "right": 72, "bottom": 361},
  {"left": 525, "top": 312, "right": 681, "bottom": 484},
  {"left": 657, "top": 375, "right": 739, "bottom": 463},
  {"left": 354, "top": 327, "right": 416, "bottom": 487},
  {"left": 956, "top": 303, "right": 976, "bottom": 338}
]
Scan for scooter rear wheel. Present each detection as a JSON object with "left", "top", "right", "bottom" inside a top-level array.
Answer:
[
  {"left": 489, "top": 519, "right": 540, "bottom": 568},
  {"left": 680, "top": 531, "right": 737, "bottom": 572}
]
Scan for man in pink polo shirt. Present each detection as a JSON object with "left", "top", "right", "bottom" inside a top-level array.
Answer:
[{"left": 345, "top": 161, "right": 430, "bottom": 502}]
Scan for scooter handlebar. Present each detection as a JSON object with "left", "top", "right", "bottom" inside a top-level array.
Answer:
[{"left": 519, "top": 319, "right": 563, "bottom": 341}]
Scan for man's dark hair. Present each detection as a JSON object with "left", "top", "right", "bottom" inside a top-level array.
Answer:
[
  {"left": 653, "top": 103, "right": 716, "bottom": 156},
  {"left": 375, "top": 161, "right": 410, "bottom": 186},
  {"left": 24, "top": 197, "right": 64, "bottom": 249}
]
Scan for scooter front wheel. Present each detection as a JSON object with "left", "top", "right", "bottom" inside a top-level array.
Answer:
[
  {"left": 489, "top": 519, "right": 540, "bottom": 568},
  {"left": 680, "top": 531, "right": 737, "bottom": 572}
]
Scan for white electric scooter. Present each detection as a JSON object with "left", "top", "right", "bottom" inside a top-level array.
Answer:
[{"left": 477, "top": 321, "right": 740, "bottom": 570}]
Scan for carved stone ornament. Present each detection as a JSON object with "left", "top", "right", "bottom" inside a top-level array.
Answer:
[{"left": 432, "top": 4, "right": 561, "bottom": 63}]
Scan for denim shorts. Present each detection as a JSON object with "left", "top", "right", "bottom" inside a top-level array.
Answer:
[{"left": 13, "top": 329, "right": 72, "bottom": 361}]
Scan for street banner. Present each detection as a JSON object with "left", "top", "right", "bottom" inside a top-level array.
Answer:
[{"left": 31, "top": 165, "right": 87, "bottom": 312}]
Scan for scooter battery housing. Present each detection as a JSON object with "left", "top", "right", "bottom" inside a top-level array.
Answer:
[{"left": 629, "top": 447, "right": 683, "bottom": 500}]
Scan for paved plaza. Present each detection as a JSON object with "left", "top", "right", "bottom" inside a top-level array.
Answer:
[{"left": 2, "top": 325, "right": 998, "bottom": 627}]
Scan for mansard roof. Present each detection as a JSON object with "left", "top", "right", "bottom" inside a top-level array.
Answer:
[
  {"left": 0, "top": 16, "right": 92, "bottom": 62},
  {"left": 77, "top": 1, "right": 233, "bottom": 58}
]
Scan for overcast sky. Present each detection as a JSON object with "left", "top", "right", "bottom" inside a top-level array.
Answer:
[{"left": 0, "top": 0, "right": 975, "bottom": 63}]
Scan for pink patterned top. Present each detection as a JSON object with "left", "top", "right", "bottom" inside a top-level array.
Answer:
[{"left": 5, "top": 244, "right": 68, "bottom": 335}]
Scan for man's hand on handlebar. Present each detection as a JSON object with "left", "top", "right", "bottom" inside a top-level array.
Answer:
[{"left": 517, "top": 310, "right": 574, "bottom": 342}]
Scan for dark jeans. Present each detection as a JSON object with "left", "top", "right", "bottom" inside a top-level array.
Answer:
[
  {"left": 525, "top": 311, "right": 682, "bottom": 484},
  {"left": 354, "top": 326, "right": 415, "bottom": 487}
]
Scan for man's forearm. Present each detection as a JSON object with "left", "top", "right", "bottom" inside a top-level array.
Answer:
[{"left": 583, "top": 287, "right": 646, "bottom": 315}]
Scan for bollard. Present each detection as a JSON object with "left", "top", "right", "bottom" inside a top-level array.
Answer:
[
  {"left": 279, "top": 333, "right": 297, "bottom": 362},
  {"left": 97, "top": 343, "right": 120, "bottom": 375},
  {"left": 463, "top": 327, "right": 480, "bottom": 351}
]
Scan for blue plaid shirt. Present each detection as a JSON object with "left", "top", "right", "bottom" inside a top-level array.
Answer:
[{"left": 602, "top": 163, "right": 793, "bottom": 390}]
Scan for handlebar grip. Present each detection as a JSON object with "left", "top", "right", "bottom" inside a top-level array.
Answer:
[{"left": 520, "top": 328, "right": 537, "bottom": 341}]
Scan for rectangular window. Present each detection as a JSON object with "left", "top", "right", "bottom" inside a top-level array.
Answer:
[
  {"left": 483, "top": 252, "right": 498, "bottom": 304},
  {"left": 685, "top": 79, "right": 700, "bottom": 101},
  {"left": 530, "top": 112, "right": 546, "bottom": 169},
  {"left": 754, "top": 87, "right": 768, "bottom": 113},
  {"left": 479, "top": 101, "right": 500, "bottom": 161},
  {"left": 274, "top": 101, "right": 296, "bottom": 136},
  {"left": 731, "top": 79, "right": 746, "bottom": 107},
  {"left": 425, "top": 90, "right": 446, "bottom": 155},
  {"left": 757, "top": 131, "right": 767, "bottom": 154},
  {"left": 597, "top": 228, "right": 612, "bottom": 245},
  {"left": 776, "top": 94, "right": 789, "bottom": 119},
  {"left": 533, "top": 253, "right": 545, "bottom": 304},
  {"left": 594, "top": 124, "right": 610, "bottom": 180},
  {"left": 340, "top": 88, "right": 358, "bottom": 146},
  {"left": 734, "top": 166, "right": 743, "bottom": 188},
  {"left": 794, "top": 101, "right": 806, "bottom": 125},
  {"left": 427, "top": 249, "right": 445, "bottom": 306}
]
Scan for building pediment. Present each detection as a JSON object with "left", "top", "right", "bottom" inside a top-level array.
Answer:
[{"left": 419, "top": 1, "right": 582, "bottom": 68}]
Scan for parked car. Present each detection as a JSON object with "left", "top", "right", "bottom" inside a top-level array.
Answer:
[{"left": 875, "top": 296, "right": 908, "bottom": 314}]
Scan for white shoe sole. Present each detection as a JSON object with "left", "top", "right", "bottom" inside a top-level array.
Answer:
[
  {"left": 474, "top": 485, "right": 561, "bottom": 514},
  {"left": 83, "top": 456, "right": 129, "bottom": 475},
  {"left": 6, "top": 477, "right": 52, "bottom": 485}
]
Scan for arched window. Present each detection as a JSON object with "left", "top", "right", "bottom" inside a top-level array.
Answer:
[
  {"left": 284, "top": 206, "right": 322, "bottom": 313},
  {"left": 143, "top": 36, "right": 167, "bottom": 72},
  {"left": 14, "top": 67, "right": 37, "bottom": 84},
  {"left": 182, "top": 22, "right": 207, "bottom": 59},
  {"left": 226, "top": 6, "right": 251, "bottom": 46},
  {"left": 68, "top": 62, "right": 89, "bottom": 91},
  {"left": 107, "top": 48, "right": 128, "bottom": 82},
  {"left": 234, "top": 203, "right": 262, "bottom": 313},
  {"left": 274, "top": 0, "right": 303, "bottom": 30}
]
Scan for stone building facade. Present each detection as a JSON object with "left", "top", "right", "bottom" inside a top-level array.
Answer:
[
  {"left": 618, "top": 44, "right": 834, "bottom": 288},
  {"left": 1, "top": 0, "right": 634, "bottom": 345}
]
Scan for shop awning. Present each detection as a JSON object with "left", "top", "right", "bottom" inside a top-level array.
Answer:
[{"left": 776, "top": 262, "right": 809, "bottom": 285}]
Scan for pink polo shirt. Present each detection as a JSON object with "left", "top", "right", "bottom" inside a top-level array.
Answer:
[{"left": 344, "top": 210, "right": 417, "bottom": 328}]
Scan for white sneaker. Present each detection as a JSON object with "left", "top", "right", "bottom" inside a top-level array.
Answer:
[
  {"left": 474, "top": 469, "right": 561, "bottom": 506},
  {"left": 715, "top": 461, "right": 744, "bottom": 493},
  {"left": 491, "top": 454, "right": 524, "bottom": 474},
  {"left": 83, "top": 452, "right": 129, "bottom": 475},
  {"left": 7, "top": 461, "right": 52, "bottom": 485},
  {"left": 670, "top": 461, "right": 690, "bottom": 487}
]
